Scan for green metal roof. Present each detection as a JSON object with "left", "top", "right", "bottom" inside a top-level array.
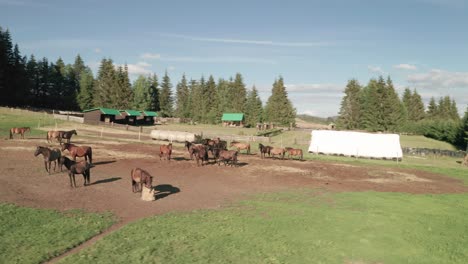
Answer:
[
  {"left": 142, "top": 111, "right": 158, "bottom": 117},
  {"left": 83, "top": 107, "right": 121, "bottom": 115},
  {"left": 122, "top": 110, "right": 142, "bottom": 116},
  {"left": 222, "top": 113, "right": 244, "bottom": 121}
]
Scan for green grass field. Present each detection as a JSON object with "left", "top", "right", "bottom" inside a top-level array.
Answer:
[
  {"left": 0, "top": 204, "right": 115, "bottom": 264},
  {"left": 0, "top": 108, "right": 63, "bottom": 138},
  {"left": 59, "top": 190, "right": 468, "bottom": 264}
]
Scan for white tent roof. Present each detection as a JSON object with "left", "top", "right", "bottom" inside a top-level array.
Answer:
[{"left": 308, "top": 130, "right": 403, "bottom": 159}]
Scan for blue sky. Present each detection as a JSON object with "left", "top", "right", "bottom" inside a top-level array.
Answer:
[{"left": 2, "top": 0, "right": 468, "bottom": 117}]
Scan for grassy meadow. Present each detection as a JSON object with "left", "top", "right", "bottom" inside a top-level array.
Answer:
[
  {"left": 59, "top": 190, "right": 468, "bottom": 264},
  {"left": 0, "top": 204, "right": 115, "bottom": 264},
  {"left": 0, "top": 107, "right": 62, "bottom": 139}
]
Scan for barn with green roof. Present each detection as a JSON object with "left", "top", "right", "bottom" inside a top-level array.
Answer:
[
  {"left": 83, "top": 107, "right": 122, "bottom": 124},
  {"left": 222, "top": 113, "right": 244, "bottom": 127}
]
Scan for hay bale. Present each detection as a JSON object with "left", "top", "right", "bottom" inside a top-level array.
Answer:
[{"left": 141, "top": 186, "right": 155, "bottom": 201}]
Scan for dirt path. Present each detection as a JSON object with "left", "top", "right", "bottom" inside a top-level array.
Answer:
[{"left": 1, "top": 137, "right": 467, "bottom": 262}]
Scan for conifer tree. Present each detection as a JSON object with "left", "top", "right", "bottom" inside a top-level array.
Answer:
[
  {"left": 132, "top": 75, "right": 151, "bottom": 110},
  {"left": 337, "top": 79, "right": 362, "bottom": 130},
  {"left": 114, "top": 64, "right": 133, "bottom": 109},
  {"left": 410, "top": 89, "right": 426, "bottom": 121},
  {"left": 216, "top": 78, "right": 231, "bottom": 119},
  {"left": 427, "top": 97, "right": 438, "bottom": 119},
  {"left": 159, "top": 71, "right": 173, "bottom": 117},
  {"left": 244, "top": 86, "right": 263, "bottom": 127},
  {"left": 380, "top": 77, "right": 405, "bottom": 131},
  {"left": 76, "top": 67, "right": 95, "bottom": 110},
  {"left": 360, "top": 79, "right": 381, "bottom": 131},
  {"left": 264, "top": 76, "right": 296, "bottom": 126},
  {"left": 175, "top": 74, "right": 190, "bottom": 118},
  {"left": 230, "top": 73, "right": 247, "bottom": 112},
  {"left": 94, "top": 58, "right": 117, "bottom": 108},
  {"left": 148, "top": 74, "right": 160, "bottom": 111},
  {"left": 205, "top": 75, "right": 218, "bottom": 123}
]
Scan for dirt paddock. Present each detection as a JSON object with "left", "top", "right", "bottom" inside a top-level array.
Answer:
[{"left": 1, "top": 138, "right": 467, "bottom": 225}]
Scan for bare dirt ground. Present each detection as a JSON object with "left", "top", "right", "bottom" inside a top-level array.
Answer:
[{"left": 1, "top": 136, "right": 467, "bottom": 262}]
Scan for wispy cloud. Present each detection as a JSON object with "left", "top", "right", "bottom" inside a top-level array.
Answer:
[
  {"left": 140, "top": 53, "right": 161, "bottom": 59},
  {"left": 145, "top": 54, "right": 277, "bottom": 65},
  {"left": 167, "top": 66, "right": 176, "bottom": 71},
  {"left": 368, "top": 65, "right": 385, "bottom": 74},
  {"left": 0, "top": 0, "right": 48, "bottom": 7},
  {"left": 94, "top": 48, "right": 102, "bottom": 53},
  {"left": 286, "top": 83, "right": 344, "bottom": 93},
  {"left": 162, "top": 33, "right": 333, "bottom": 47},
  {"left": 394, "top": 63, "right": 417, "bottom": 71},
  {"left": 407, "top": 69, "right": 468, "bottom": 89}
]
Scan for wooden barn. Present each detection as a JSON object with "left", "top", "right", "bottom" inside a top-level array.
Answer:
[
  {"left": 118, "top": 110, "right": 142, "bottom": 125},
  {"left": 141, "top": 111, "right": 158, "bottom": 125},
  {"left": 83, "top": 107, "right": 121, "bottom": 124},
  {"left": 222, "top": 113, "right": 244, "bottom": 127}
]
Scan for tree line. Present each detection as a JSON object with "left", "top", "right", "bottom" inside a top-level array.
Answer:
[
  {"left": 336, "top": 77, "right": 468, "bottom": 149},
  {"left": 0, "top": 26, "right": 296, "bottom": 127}
]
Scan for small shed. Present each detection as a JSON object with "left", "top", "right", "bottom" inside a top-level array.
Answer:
[
  {"left": 83, "top": 107, "right": 121, "bottom": 124},
  {"left": 222, "top": 113, "right": 244, "bottom": 127},
  {"left": 119, "top": 110, "right": 142, "bottom": 125},
  {"left": 141, "top": 111, "right": 158, "bottom": 125}
]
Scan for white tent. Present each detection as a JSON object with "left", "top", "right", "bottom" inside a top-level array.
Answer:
[{"left": 308, "top": 130, "right": 403, "bottom": 159}]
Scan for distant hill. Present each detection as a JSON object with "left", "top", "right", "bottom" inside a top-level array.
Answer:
[{"left": 296, "top": 114, "right": 336, "bottom": 125}]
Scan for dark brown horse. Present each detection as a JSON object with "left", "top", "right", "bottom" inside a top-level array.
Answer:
[
  {"left": 61, "top": 143, "right": 92, "bottom": 164},
  {"left": 34, "top": 146, "right": 61, "bottom": 174},
  {"left": 230, "top": 141, "right": 251, "bottom": 154},
  {"left": 61, "top": 129, "right": 77, "bottom": 143},
  {"left": 215, "top": 149, "right": 238, "bottom": 167},
  {"left": 59, "top": 156, "right": 91, "bottom": 188},
  {"left": 47, "top": 130, "right": 65, "bottom": 143},
  {"left": 258, "top": 143, "right": 273, "bottom": 159},
  {"left": 10, "top": 127, "right": 30, "bottom": 139},
  {"left": 193, "top": 145, "right": 209, "bottom": 166},
  {"left": 159, "top": 143, "right": 172, "bottom": 161},
  {"left": 285, "top": 147, "right": 303, "bottom": 160},
  {"left": 270, "top": 147, "right": 286, "bottom": 160},
  {"left": 185, "top": 141, "right": 204, "bottom": 160},
  {"left": 130, "top": 168, "right": 153, "bottom": 192}
]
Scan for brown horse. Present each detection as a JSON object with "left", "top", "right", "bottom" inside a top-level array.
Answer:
[
  {"left": 61, "top": 129, "right": 77, "bottom": 143},
  {"left": 270, "top": 147, "right": 286, "bottom": 160},
  {"left": 258, "top": 143, "right": 273, "bottom": 159},
  {"left": 185, "top": 141, "right": 204, "bottom": 160},
  {"left": 10, "top": 127, "right": 30, "bottom": 139},
  {"left": 159, "top": 143, "right": 172, "bottom": 161},
  {"left": 34, "top": 146, "right": 61, "bottom": 174},
  {"left": 193, "top": 145, "right": 209, "bottom": 166},
  {"left": 130, "top": 168, "right": 153, "bottom": 192},
  {"left": 59, "top": 156, "right": 91, "bottom": 187},
  {"left": 215, "top": 149, "right": 238, "bottom": 167},
  {"left": 230, "top": 141, "right": 250, "bottom": 154},
  {"left": 61, "top": 143, "right": 92, "bottom": 165},
  {"left": 285, "top": 147, "right": 303, "bottom": 160},
  {"left": 47, "top": 130, "right": 64, "bottom": 143}
]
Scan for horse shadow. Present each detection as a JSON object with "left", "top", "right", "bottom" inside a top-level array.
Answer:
[
  {"left": 92, "top": 160, "right": 116, "bottom": 166},
  {"left": 152, "top": 184, "right": 180, "bottom": 200},
  {"left": 235, "top": 162, "right": 248, "bottom": 167},
  {"left": 92, "top": 177, "right": 122, "bottom": 185},
  {"left": 172, "top": 157, "right": 191, "bottom": 161}
]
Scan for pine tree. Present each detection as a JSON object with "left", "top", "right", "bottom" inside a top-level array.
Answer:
[
  {"left": 244, "top": 86, "right": 263, "bottom": 127},
  {"left": 264, "top": 76, "right": 296, "bottom": 126},
  {"left": 133, "top": 75, "right": 151, "bottom": 110},
  {"left": 25, "top": 55, "right": 39, "bottom": 106},
  {"left": 94, "top": 58, "right": 117, "bottom": 108},
  {"left": 148, "top": 74, "right": 160, "bottom": 111},
  {"left": 380, "top": 77, "right": 405, "bottom": 131},
  {"left": 159, "top": 71, "right": 173, "bottom": 117},
  {"left": 456, "top": 106, "right": 468, "bottom": 150},
  {"left": 427, "top": 97, "right": 438, "bottom": 119},
  {"left": 216, "top": 78, "right": 231, "bottom": 120},
  {"left": 175, "top": 74, "right": 190, "bottom": 118},
  {"left": 360, "top": 79, "right": 381, "bottom": 131},
  {"left": 205, "top": 75, "right": 218, "bottom": 123},
  {"left": 450, "top": 99, "right": 460, "bottom": 120},
  {"left": 410, "top": 89, "right": 426, "bottom": 121},
  {"left": 76, "top": 67, "right": 95, "bottom": 110},
  {"left": 337, "top": 79, "right": 362, "bottom": 130},
  {"left": 230, "top": 73, "right": 247, "bottom": 112},
  {"left": 114, "top": 64, "right": 133, "bottom": 109}
]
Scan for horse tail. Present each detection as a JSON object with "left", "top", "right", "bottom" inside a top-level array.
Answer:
[
  {"left": 248, "top": 144, "right": 251, "bottom": 154},
  {"left": 88, "top": 148, "right": 93, "bottom": 165},
  {"left": 130, "top": 168, "right": 135, "bottom": 192},
  {"left": 9, "top": 129, "right": 12, "bottom": 139},
  {"left": 46, "top": 132, "right": 49, "bottom": 143},
  {"left": 300, "top": 150, "right": 303, "bottom": 160}
]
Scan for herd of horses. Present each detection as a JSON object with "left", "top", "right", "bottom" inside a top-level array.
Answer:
[{"left": 10, "top": 126, "right": 304, "bottom": 195}]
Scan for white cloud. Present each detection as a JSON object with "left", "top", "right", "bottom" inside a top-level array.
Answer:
[
  {"left": 285, "top": 83, "right": 344, "bottom": 93},
  {"left": 407, "top": 69, "right": 468, "bottom": 89},
  {"left": 125, "top": 62, "right": 152, "bottom": 75},
  {"left": 368, "top": 65, "right": 384, "bottom": 74},
  {"left": 94, "top": 48, "right": 101, "bottom": 53},
  {"left": 140, "top": 53, "right": 161, "bottom": 60},
  {"left": 167, "top": 66, "right": 176, "bottom": 71},
  {"left": 159, "top": 56, "right": 277, "bottom": 65},
  {"left": 394, "top": 63, "right": 417, "bottom": 71},
  {"left": 162, "top": 33, "right": 333, "bottom": 47}
]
